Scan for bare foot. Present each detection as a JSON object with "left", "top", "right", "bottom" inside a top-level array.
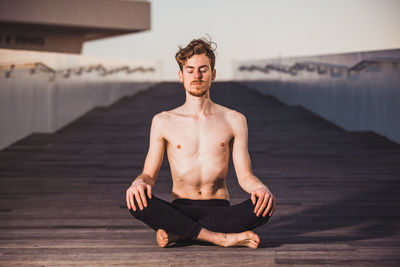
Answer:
[
  {"left": 156, "top": 229, "right": 182, "bottom": 248},
  {"left": 222, "top": 231, "right": 260, "bottom": 249}
]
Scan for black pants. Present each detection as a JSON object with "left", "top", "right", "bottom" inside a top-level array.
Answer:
[{"left": 129, "top": 194, "right": 270, "bottom": 240}]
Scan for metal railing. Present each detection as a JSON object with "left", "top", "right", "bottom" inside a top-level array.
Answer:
[
  {"left": 0, "top": 62, "right": 156, "bottom": 81},
  {"left": 238, "top": 58, "right": 400, "bottom": 76}
]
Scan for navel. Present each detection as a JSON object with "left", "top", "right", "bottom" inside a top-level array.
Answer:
[
  {"left": 177, "top": 144, "right": 181, "bottom": 149},
  {"left": 220, "top": 142, "right": 225, "bottom": 147}
]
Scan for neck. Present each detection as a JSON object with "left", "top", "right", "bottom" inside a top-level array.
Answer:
[{"left": 183, "top": 91, "right": 213, "bottom": 116}]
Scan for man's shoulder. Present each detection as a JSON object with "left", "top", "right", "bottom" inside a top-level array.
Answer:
[
  {"left": 216, "top": 104, "right": 246, "bottom": 123},
  {"left": 152, "top": 111, "right": 171, "bottom": 123},
  {"left": 152, "top": 108, "right": 181, "bottom": 124}
]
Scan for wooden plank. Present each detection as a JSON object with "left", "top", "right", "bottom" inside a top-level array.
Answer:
[{"left": 1, "top": 82, "right": 400, "bottom": 266}]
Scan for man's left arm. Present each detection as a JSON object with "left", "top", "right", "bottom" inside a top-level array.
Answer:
[{"left": 231, "top": 112, "right": 276, "bottom": 217}]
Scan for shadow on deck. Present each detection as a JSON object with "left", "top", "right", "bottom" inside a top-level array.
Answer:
[{"left": 1, "top": 82, "right": 399, "bottom": 266}]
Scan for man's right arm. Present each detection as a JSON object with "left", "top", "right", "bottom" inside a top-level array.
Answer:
[{"left": 126, "top": 113, "right": 166, "bottom": 211}]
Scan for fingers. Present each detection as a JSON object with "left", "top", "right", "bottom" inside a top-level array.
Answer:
[
  {"left": 263, "top": 195, "right": 274, "bottom": 217},
  {"left": 126, "top": 190, "right": 131, "bottom": 210},
  {"left": 251, "top": 192, "right": 256, "bottom": 205},
  {"left": 253, "top": 193, "right": 263, "bottom": 215},
  {"left": 128, "top": 189, "right": 136, "bottom": 211},
  {"left": 256, "top": 195, "right": 268, "bottom": 217},
  {"left": 147, "top": 184, "right": 152, "bottom": 199},
  {"left": 269, "top": 196, "right": 276, "bottom": 216},
  {"left": 134, "top": 189, "right": 144, "bottom": 210},
  {"left": 127, "top": 183, "right": 152, "bottom": 211},
  {"left": 138, "top": 186, "right": 147, "bottom": 208}
]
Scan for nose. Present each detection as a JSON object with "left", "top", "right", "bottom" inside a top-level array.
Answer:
[{"left": 193, "top": 69, "right": 202, "bottom": 79}]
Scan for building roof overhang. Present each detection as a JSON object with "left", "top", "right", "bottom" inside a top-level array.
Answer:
[{"left": 0, "top": 0, "right": 151, "bottom": 53}]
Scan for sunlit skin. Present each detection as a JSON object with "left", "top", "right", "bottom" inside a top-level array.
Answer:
[{"left": 126, "top": 53, "right": 276, "bottom": 248}]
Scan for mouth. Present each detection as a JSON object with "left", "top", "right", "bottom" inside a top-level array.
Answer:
[{"left": 191, "top": 81, "right": 203, "bottom": 85}]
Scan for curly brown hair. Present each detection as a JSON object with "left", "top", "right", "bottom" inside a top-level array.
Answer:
[{"left": 175, "top": 38, "right": 217, "bottom": 71}]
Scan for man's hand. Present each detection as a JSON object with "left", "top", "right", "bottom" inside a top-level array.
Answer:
[
  {"left": 251, "top": 186, "right": 276, "bottom": 217},
  {"left": 126, "top": 179, "right": 152, "bottom": 211}
]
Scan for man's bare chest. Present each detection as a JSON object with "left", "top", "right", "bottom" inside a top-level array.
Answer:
[{"left": 164, "top": 117, "right": 233, "bottom": 156}]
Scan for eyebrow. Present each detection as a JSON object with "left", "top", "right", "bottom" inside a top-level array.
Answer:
[{"left": 184, "top": 65, "right": 209, "bottom": 69}]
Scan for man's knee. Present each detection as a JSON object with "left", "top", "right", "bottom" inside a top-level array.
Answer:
[
  {"left": 248, "top": 198, "right": 272, "bottom": 228},
  {"left": 254, "top": 207, "right": 272, "bottom": 228},
  {"left": 258, "top": 213, "right": 271, "bottom": 224},
  {"left": 128, "top": 194, "right": 152, "bottom": 218}
]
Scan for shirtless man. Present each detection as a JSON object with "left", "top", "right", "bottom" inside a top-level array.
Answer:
[{"left": 126, "top": 38, "right": 275, "bottom": 249}]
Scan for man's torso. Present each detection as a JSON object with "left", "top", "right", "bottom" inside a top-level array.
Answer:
[{"left": 159, "top": 103, "right": 237, "bottom": 200}]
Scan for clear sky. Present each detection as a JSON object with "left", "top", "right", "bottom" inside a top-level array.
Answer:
[{"left": 82, "top": 0, "right": 400, "bottom": 81}]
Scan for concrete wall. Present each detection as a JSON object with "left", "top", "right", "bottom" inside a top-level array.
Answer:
[
  {"left": 233, "top": 49, "right": 400, "bottom": 144},
  {"left": 0, "top": 0, "right": 151, "bottom": 53},
  {"left": 0, "top": 49, "right": 160, "bottom": 149}
]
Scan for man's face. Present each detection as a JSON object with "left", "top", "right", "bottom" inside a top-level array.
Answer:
[{"left": 178, "top": 53, "right": 216, "bottom": 97}]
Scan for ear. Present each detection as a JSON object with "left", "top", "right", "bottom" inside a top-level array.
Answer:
[
  {"left": 211, "top": 69, "right": 216, "bottom": 81},
  {"left": 178, "top": 70, "right": 183, "bottom": 83}
]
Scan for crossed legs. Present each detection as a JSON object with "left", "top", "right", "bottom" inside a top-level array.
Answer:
[{"left": 129, "top": 194, "right": 270, "bottom": 248}]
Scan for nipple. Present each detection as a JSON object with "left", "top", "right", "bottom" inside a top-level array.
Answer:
[
  {"left": 177, "top": 144, "right": 181, "bottom": 149},
  {"left": 220, "top": 142, "right": 224, "bottom": 147}
]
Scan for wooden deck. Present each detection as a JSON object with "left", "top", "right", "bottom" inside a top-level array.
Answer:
[{"left": 1, "top": 82, "right": 399, "bottom": 266}]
